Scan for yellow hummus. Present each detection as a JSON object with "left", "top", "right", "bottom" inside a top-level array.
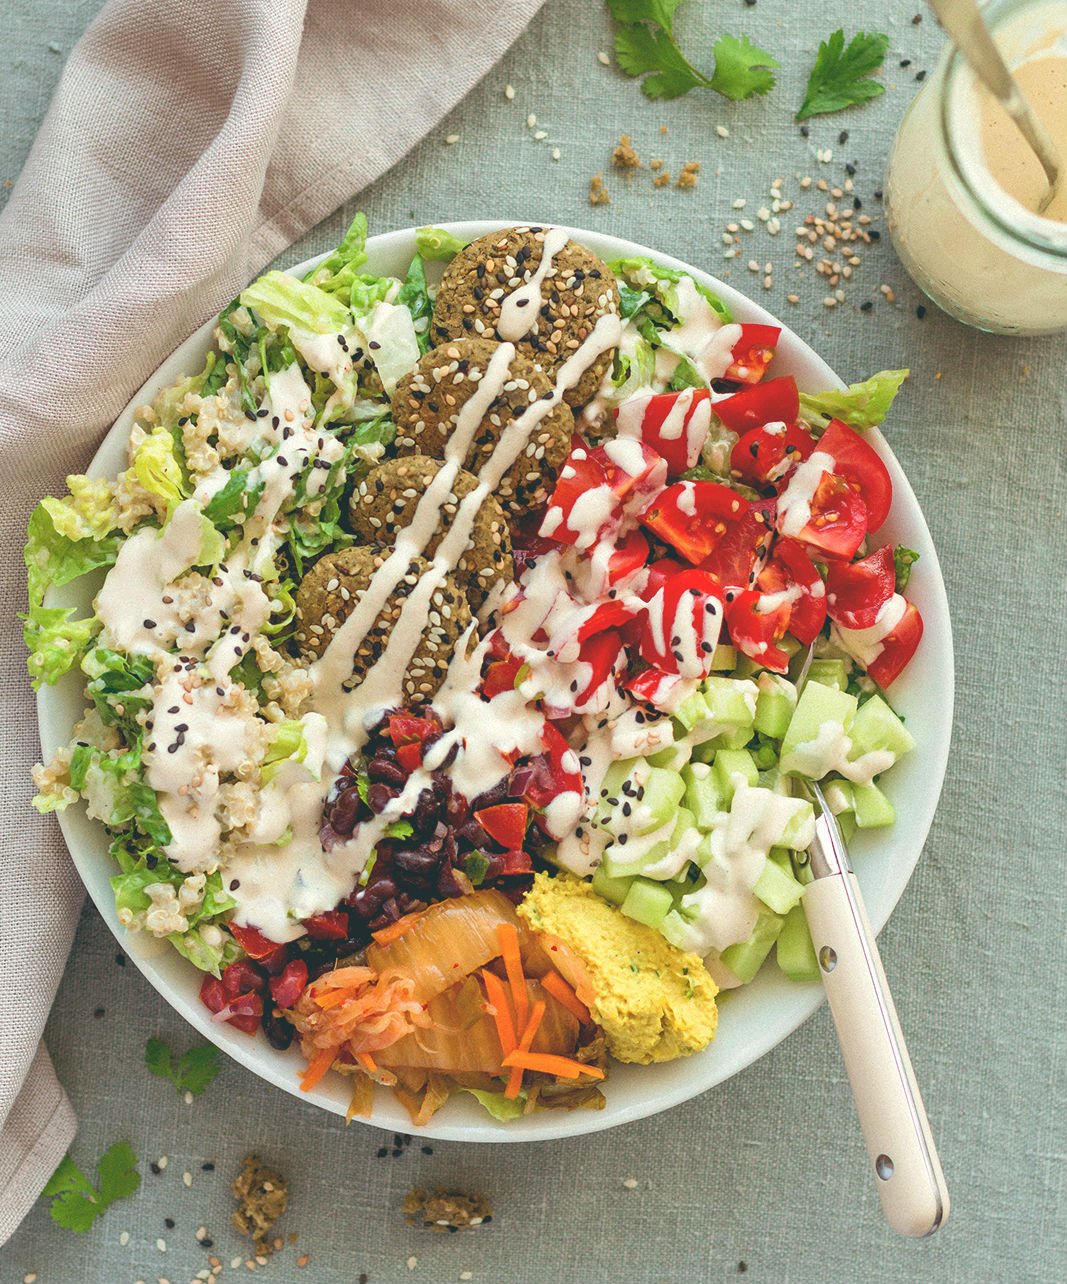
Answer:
[{"left": 518, "top": 873, "right": 718, "bottom": 1064}]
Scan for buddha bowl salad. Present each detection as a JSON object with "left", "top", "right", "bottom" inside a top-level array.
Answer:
[{"left": 27, "top": 219, "right": 923, "bottom": 1125}]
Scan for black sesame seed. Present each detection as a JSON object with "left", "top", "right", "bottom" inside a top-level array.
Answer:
[
  {"left": 916, "top": 305, "right": 927, "bottom": 319},
  {"left": 143, "top": 619, "right": 157, "bottom": 629},
  {"left": 150, "top": 1161, "right": 161, "bottom": 1175},
  {"left": 799, "top": 124, "right": 810, "bottom": 138},
  {"left": 202, "top": 1162, "right": 215, "bottom": 1171},
  {"left": 838, "top": 130, "right": 849, "bottom": 144},
  {"left": 915, "top": 69, "right": 927, "bottom": 81},
  {"left": 900, "top": 58, "right": 912, "bottom": 68},
  {"left": 421, "top": 1145, "right": 434, "bottom": 1155},
  {"left": 93, "top": 1006, "right": 105, "bottom": 1018},
  {"left": 860, "top": 300, "right": 874, "bottom": 312},
  {"left": 164, "top": 1217, "right": 175, "bottom": 1229},
  {"left": 376, "top": 1147, "right": 389, "bottom": 1158},
  {"left": 845, "top": 163, "right": 856, "bottom": 177}
]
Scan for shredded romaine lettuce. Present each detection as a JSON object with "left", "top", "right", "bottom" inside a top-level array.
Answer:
[
  {"left": 240, "top": 271, "right": 351, "bottom": 337},
  {"left": 24, "top": 607, "right": 99, "bottom": 689},
  {"left": 131, "top": 426, "right": 188, "bottom": 513},
  {"left": 396, "top": 254, "right": 433, "bottom": 354},
  {"left": 415, "top": 225, "right": 468, "bottom": 262},
  {"left": 609, "top": 256, "right": 733, "bottom": 326},
  {"left": 798, "top": 369, "right": 909, "bottom": 429},
  {"left": 41, "top": 476, "right": 118, "bottom": 542}
]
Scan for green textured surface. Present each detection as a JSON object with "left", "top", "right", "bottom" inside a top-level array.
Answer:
[{"left": 1, "top": 1, "right": 1065, "bottom": 1281}]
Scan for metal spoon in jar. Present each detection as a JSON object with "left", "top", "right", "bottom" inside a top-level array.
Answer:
[
  {"left": 789, "top": 646, "right": 950, "bottom": 1236},
  {"left": 928, "top": 0, "right": 1062, "bottom": 212}
]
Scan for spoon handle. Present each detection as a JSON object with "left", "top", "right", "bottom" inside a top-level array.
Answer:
[{"left": 928, "top": 0, "right": 1061, "bottom": 197}]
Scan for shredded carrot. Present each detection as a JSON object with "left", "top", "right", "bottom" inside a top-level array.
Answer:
[
  {"left": 501, "top": 1050, "right": 606, "bottom": 1081},
  {"left": 313, "top": 986, "right": 358, "bottom": 1010},
  {"left": 541, "top": 970, "right": 592, "bottom": 1024},
  {"left": 299, "top": 1045, "right": 338, "bottom": 1092},
  {"left": 371, "top": 914, "right": 422, "bottom": 947},
  {"left": 497, "top": 922, "right": 528, "bottom": 1034},
  {"left": 356, "top": 1050, "right": 378, "bottom": 1073},
  {"left": 480, "top": 968, "right": 516, "bottom": 1057},
  {"left": 505, "top": 1000, "right": 546, "bottom": 1099}
]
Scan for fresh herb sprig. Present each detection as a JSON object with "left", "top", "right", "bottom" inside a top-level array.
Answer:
[
  {"left": 608, "top": 1, "right": 778, "bottom": 102},
  {"left": 145, "top": 1037, "right": 221, "bottom": 1098},
  {"left": 42, "top": 1143, "right": 140, "bottom": 1232},
  {"left": 797, "top": 30, "right": 890, "bottom": 120}
]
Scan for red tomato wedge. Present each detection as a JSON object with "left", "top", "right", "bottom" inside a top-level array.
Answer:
[
  {"left": 638, "top": 567, "right": 724, "bottom": 677},
  {"left": 866, "top": 601, "right": 924, "bottom": 688},
  {"left": 482, "top": 652, "right": 525, "bottom": 698},
  {"left": 387, "top": 713, "right": 440, "bottom": 746},
  {"left": 395, "top": 742, "right": 422, "bottom": 772},
  {"left": 724, "top": 589, "right": 792, "bottom": 673},
  {"left": 825, "top": 544, "right": 896, "bottom": 629},
  {"left": 607, "top": 528, "right": 649, "bottom": 584},
  {"left": 725, "top": 324, "right": 780, "bottom": 385},
  {"left": 624, "top": 667, "right": 691, "bottom": 710},
  {"left": 575, "top": 631, "right": 624, "bottom": 707},
  {"left": 756, "top": 537, "right": 827, "bottom": 645},
  {"left": 613, "top": 388, "right": 712, "bottom": 475},
  {"left": 731, "top": 420, "right": 816, "bottom": 488},
  {"left": 793, "top": 471, "right": 868, "bottom": 561},
  {"left": 817, "top": 419, "right": 893, "bottom": 531},
  {"left": 474, "top": 803, "right": 529, "bottom": 851},
  {"left": 541, "top": 442, "right": 666, "bottom": 548},
  {"left": 700, "top": 498, "right": 775, "bottom": 591},
  {"left": 303, "top": 910, "right": 350, "bottom": 941},
  {"left": 229, "top": 922, "right": 283, "bottom": 960},
  {"left": 715, "top": 376, "right": 800, "bottom": 434},
  {"left": 640, "top": 480, "right": 747, "bottom": 564}
]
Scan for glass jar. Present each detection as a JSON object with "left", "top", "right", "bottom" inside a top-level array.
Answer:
[{"left": 885, "top": 0, "right": 1067, "bottom": 335}]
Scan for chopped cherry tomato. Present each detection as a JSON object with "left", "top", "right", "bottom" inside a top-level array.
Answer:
[
  {"left": 725, "top": 324, "right": 780, "bottom": 384},
  {"left": 222, "top": 958, "right": 265, "bottom": 997},
  {"left": 199, "top": 974, "right": 228, "bottom": 1014},
  {"left": 541, "top": 442, "right": 665, "bottom": 549},
  {"left": 825, "top": 544, "right": 896, "bottom": 629},
  {"left": 575, "top": 630, "right": 624, "bottom": 707},
  {"left": 221, "top": 991, "right": 263, "bottom": 1034},
  {"left": 522, "top": 722, "right": 582, "bottom": 812},
  {"left": 817, "top": 419, "right": 893, "bottom": 531},
  {"left": 715, "top": 376, "right": 800, "bottom": 434},
  {"left": 269, "top": 959, "right": 309, "bottom": 1009},
  {"left": 482, "top": 653, "right": 525, "bottom": 698},
  {"left": 387, "top": 713, "right": 440, "bottom": 746},
  {"left": 228, "top": 922, "right": 283, "bottom": 962},
  {"left": 303, "top": 910, "right": 349, "bottom": 941},
  {"left": 866, "top": 601, "right": 924, "bottom": 688},
  {"left": 613, "top": 388, "right": 712, "bottom": 475},
  {"left": 700, "top": 497, "right": 775, "bottom": 591},
  {"left": 724, "top": 589, "right": 792, "bottom": 673},
  {"left": 639, "top": 567, "right": 724, "bottom": 678},
  {"left": 486, "top": 850, "right": 534, "bottom": 878},
  {"left": 640, "top": 480, "right": 747, "bottom": 564},
  {"left": 607, "top": 528, "right": 649, "bottom": 584},
  {"left": 395, "top": 742, "right": 423, "bottom": 772},
  {"left": 624, "top": 667, "right": 690, "bottom": 710},
  {"left": 731, "top": 420, "right": 816, "bottom": 488},
  {"left": 755, "top": 538, "right": 827, "bottom": 645},
  {"left": 574, "top": 597, "right": 636, "bottom": 643},
  {"left": 642, "top": 556, "right": 687, "bottom": 597},
  {"left": 473, "top": 802, "right": 529, "bottom": 850},
  {"left": 793, "top": 471, "right": 868, "bottom": 562}
]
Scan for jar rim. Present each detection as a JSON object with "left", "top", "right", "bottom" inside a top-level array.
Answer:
[{"left": 938, "top": 0, "right": 1067, "bottom": 265}]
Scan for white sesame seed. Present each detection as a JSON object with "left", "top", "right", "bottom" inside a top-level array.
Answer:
[
  {"left": 715, "top": 125, "right": 730, "bottom": 138},
  {"left": 597, "top": 50, "right": 611, "bottom": 65},
  {"left": 723, "top": 249, "right": 739, "bottom": 258},
  {"left": 533, "top": 130, "right": 547, "bottom": 140},
  {"left": 722, "top": 232, "right": 735, "bottom": 245},
  {"left": 183, "top": 1091, "right": 193, "bottom": 1105},
  {"left": 732, "top": 198, "right": 747, "bottom": 209},
  {"left": 445, "top": 133, "right": 460, "bottom": 145},
  {"left": 504, "top": 83, "right": 515, "bottom": 100},
  {"left": 183, "top": 1170, "right": 193, "bottom": 1187},
  {"left": 24, "top": 1275, "right": 39, "bottom": 1283},
  {"left": 747, "top": 259, "right": 760, "bottom": 272},
  {"left": 740, "top": 218, "right": 755, "bottom": 231},
  {"left": 552, "top": 147, "right": 561, "bottom": 160},
  {"left": 622, "top": 1176, "right": 639, "bottom": 1189},
  {"left": 767, "top": 217, "right": 781, "bottom": 235},
  {"left": 460, "top": 1275, "right": 474, "bottom": 1282},
  {"left": 157, "top": 1238, "right": 167, "bottom": 1252},
  {"left": 120, "top": 1230, "right": 131, "bottom": 1246},
  {"left": 232, "top": 1258, "right": 243, "bottom": 1270},
  {"left": 407, "top": 1257, "right": 418, "bottom": 1270},
  {"left": 764, "top": 262, "right": 773, "bottom": 274},
  {"left": 763, "top": 275, "right": 773, "bottom": 289},
  {"left": 787, "top": 293, "right": 800, "bottom": 304},
  {"left": 726, "top": 222, "right": 740, "bottom": 232},
  {"left": 756, "top": 206, "right": 770, "bottom": 222},
  {"left": 823, "top": 296, "right": 838, "bottom": 308},
  {"left": 527, "top": 113, "right": 537, "bottom": 128},
  {"left": 800, "top": 176, "right": 812, "bottom": 189},
  {"left": 157, "top": 1155, "right": 168, "bottom": 1169}
]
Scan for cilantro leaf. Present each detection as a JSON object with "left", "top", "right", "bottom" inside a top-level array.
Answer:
[
  {"left": 797, "top": 30, "right": 889, "bottom": 121},
  {"left": 608, "top": 0, "right": 776, "bottom": 102},
  {"left": 893, "top": 546, "right": 920, "bottom": 592},
  {"left": 43, "top": 1143, "right": 140, "bottom": 1232},
  {"left": 145, "top": 1036, "right": 220, "bottom": 1098},
  {"left": 708, "top": 34, "right": 779, "bottom": 102}
]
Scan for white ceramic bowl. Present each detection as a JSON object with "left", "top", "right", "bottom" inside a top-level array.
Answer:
[{"left": 37, "top": 222, "right": 954, "bottom": 1141}]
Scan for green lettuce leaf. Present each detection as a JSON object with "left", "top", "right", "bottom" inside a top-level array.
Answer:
[
  {"left": 415, "top": 225, "right": 468, "bottom": 262},
  {"left": 608, "top": 256, "right": 733, "bottom": 326},
  {"left": 461, "top": 1087, "right": 527, "bottom": 1121},
  {"left": 24, "top": 606, "right": 99, "bottom": 689},
  {"left": 40, "top": 475, "right": 118, "bottom": 542},
  {"left": 131, "top": 426, "right": 189, "bottom": 513},
  {"left": 306, "top": 212, "right": 369, "bottom": 291},
  {"left": 24, "top": 503, "right": 120, "bottom": 610},
  {"left": 798, "top": 369, "right": 908, "bottom": 429},
  {"left": 396, "top": 254, "right": 433, "bottom": 354},
  {"left": 241, "top": 270, "right": 351, "bottom": 336}
]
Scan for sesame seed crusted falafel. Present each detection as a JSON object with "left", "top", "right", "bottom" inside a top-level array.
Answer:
[
  {"left": 390, "top": 337, "right": 573, "bottom": 514},
  {"left": 294, "top": 547, "right": 471, "bottom": 701},
  {"left": 431, "top": 225, "right": 620, "bottom": 408},
  {"left": 349, "top": 455, "right": 513, "bottom": 608}
]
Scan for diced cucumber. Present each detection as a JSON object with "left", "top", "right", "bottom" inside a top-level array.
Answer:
[
  {"left": 753, "top": 858, "right": 806, "bottom": 915},
  {"left": 849, "top": 695, "right": 915, "bottom": 761},
  {"left": 779, "top": 801, "right": 816, "bottom": 850},
  {"left": 710, "top": 643, "right": 737, "bottom": 671},
  {"left": 720, "top": 908, "right": 785, "bottom": 984},
  {"left": 822, "top": 779, "right": 854, "bottom": 816},
  {"left": 710, "top": 748, "right": 759, "bottom": 807},
  {"left": 648, "top": 740, "right": 693, "bottom": 771},
  {"left": 602, "top": 836, "right": 669, "bottom": 881},
  {"left": 839, "top": 809, "right": 857, "bottom": 842},
  {"left": 779, "top": 680, "right": 858, "bottom": 777},
  {"left": 852, "top": 780, "right": 896, "bottom": 829},
  {"left": 754, "top": 673, "right": 798, "bottom": 739},
  {"left": 591, "top": 865, "right": 633, "bottom": 906},
  {"left": 682, "top": 762, "right": 723, "bottom": 830},
  {"left": 673, "top": 689, "right": 712, "bottom": 733},
  {"left": 620, "top": 877, "right": 674, "bottom": 929},
  {"left": 807, "top": 658, "right": 850, "bottom": 691},
  {"left": 701, "top": 675, "right": 758, "bottom": 731},
  {"left": 776, "top": 903, "right": 819, "bottom": 982},
  {"left": 602, "top": 807, "right": 696, "bottom": 880},
  {"left": 752, "top": 738, "right": 779, "bottom": 770},
  {"left": 597, "top": 762, "right": 685, "bottom": 838}
]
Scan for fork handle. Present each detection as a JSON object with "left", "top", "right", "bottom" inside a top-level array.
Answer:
[{"left": 803, "top": 871, "right": 951, "bottom": 1236}]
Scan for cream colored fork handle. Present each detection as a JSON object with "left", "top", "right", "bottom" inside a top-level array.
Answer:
[{"left": 804, "top": 873, "right": 951, "bottom": 1237}]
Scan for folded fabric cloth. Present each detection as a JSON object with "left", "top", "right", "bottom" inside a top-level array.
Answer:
[{"left": 0, "top": 0, "right": 544, "bottom": 1244}]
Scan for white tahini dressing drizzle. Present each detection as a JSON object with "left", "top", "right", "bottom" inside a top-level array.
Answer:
[
  {"left": 775, "top": 449, "right": 834, "bottom": 537},
  {"left": 495, "top": 226, "right": 570, "bottom": 341}
]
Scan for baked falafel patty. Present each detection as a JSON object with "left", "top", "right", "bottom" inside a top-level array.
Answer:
[
  {"left": 348, "top": 454, "right": 513, "bottom": 607},
  {"left": 294, "top": 547, "right": 471, "bottom": 700},
  {"left": 390, "top": 336, "right": 573, "bottom": 513},
  {"left": 431, "top": 225, "right": 620, "bottom": 408}
]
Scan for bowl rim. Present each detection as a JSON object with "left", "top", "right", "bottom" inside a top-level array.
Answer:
[{"left": 37, "top": 219, "right": 954, "bottom": 1142}]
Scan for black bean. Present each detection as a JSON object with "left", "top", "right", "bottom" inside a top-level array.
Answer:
[
  {"left": 329, "top": 786, "right": 362, "bottom": 836},
  {"left": 368, "top": 756, "right": 406, "bottom": 786}
]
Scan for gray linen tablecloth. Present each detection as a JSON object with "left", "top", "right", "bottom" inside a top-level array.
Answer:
[{"left": 1, "top": 1, "right": 1064, "bottom": 1281}]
